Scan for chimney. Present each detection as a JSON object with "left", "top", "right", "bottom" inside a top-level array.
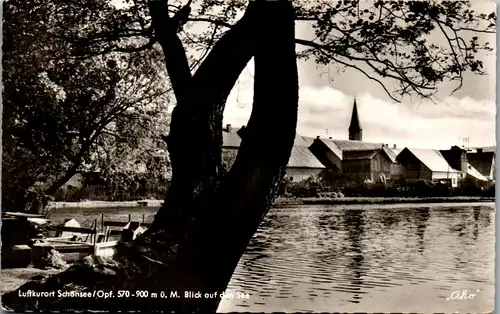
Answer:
[
  {"left": 477, "top": 148, "right": 483, "bottom": 153},
  {"left": 329, "top": 137, "right": 332, "bottom": 140},
  {"left": 393, "top": 144, "right": 397, "bottom": 149},
  {"left": 226, "top": 124, "right": 232, "bottom": 132},
  {"left": 316, "top": 136, "right": 320, "bottom": 139}
]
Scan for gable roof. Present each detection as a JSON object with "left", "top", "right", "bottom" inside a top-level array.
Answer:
[
  {"left": 294, "top": 134, "right": 312, "bottom": 147},
  {"left": 401, "top": 148, "right": 459, "bottom": 173},
  {"left": 343, "top": 147, "right": 394, "bottom": 162},
  {"left": 343, "top": 149, "right": 380, "bottom": 160},
  {"left": 303, "top": 136, "right": 317, "bottom": 147},
  {"left": 315, "top": 138, "right": 384, "bottom": 161},
  {"left": 331, "top": 139, "right": 383, "bottom": 151},
  {"left": 320, "top": 139, "right": 343, "bottom": 160},
  {"left": 287, "top": 145, "right": 325, "bottom": 169},
  {"left": 384, "top": 146, "right": 400, "bottom": 163},
  {"left": 466, "top": 151, "right": 495, "bottom": 177},
  {"left": 223, "top": 128, "right": 313, "bottom": 149},
  {"left": 466, "top": 163, "right": 488, "bottom": 181}
]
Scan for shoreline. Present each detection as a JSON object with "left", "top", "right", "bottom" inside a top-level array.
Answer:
[
  {"left": 274, "top": 196, "right": 495, "bottom": 206},
  {"left": 48, "top": 200, "right": 164, "bottom": 209},
  {"left": 47, "top": 196, "right": 495, "bottom": 209}
]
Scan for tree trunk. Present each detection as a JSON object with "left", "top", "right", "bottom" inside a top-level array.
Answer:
[
  {"left": 43, "top": 164, "right": 79, "bottom": 196},
  {"left": 2, "top": 0, "right": 298, "bottom": 312}
]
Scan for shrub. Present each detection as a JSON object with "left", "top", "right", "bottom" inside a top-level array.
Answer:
[{"left": 280, "top": 175, "right": 347, "bottom": 198}]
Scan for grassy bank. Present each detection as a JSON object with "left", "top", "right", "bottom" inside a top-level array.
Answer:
[{"left": 273, "top": 196, "right": 495, "bottom": 206}]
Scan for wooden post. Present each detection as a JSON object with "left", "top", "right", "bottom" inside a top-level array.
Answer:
[
  {"left": 93, "top": 219, "right": 97, "bottom": 249},
  {"left": 142, "top": 213, "right": 145, "bottom": 224},
  {"left": 128, "top": 214, "right": 131, "bottom": 222},
  {"left": 101, "top": 213, "right": 104, "bottom": 233}
]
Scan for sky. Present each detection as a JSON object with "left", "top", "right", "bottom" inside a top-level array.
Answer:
[{"left": 222, "top": 1, "right": 497, "bottom": 150}]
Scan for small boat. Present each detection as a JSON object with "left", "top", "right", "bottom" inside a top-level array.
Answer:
[{"left": 2, "top": 212, "right": 148, "bottom": 268}]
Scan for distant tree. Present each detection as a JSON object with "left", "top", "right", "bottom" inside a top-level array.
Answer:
[
  {"left": 2, "top": 0, "right": 170, "bottom": 212},
  {"left": 92, "top": 107, "right": 172, "bottom": 199},
  {"left": 3, "top": 0, "right": 495, "bottom": 313}
]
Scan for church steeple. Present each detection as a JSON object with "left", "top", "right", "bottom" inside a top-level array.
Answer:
[{"left": 348, "top": 97, "right": 362, "bottom": 141}]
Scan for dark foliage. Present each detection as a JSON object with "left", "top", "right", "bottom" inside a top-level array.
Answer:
[{"left": 2, "top": 0, "right": 170, "bottom": 212}]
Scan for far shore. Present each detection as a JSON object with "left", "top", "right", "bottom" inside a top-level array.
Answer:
[
  {"left": 274, "top": 196, "right": 495, "bottom": 206},
  {"left": 47, "top": 196, "right": 495, "bottom": 210},
  {"left": 48, "top": 200, "right": 164, "bottom": 209}
]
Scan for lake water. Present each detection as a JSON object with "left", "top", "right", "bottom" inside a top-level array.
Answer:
[{"left": 49, "top": 203, "right": 495, "bottom": 313}]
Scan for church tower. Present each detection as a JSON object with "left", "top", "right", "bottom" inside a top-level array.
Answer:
[{"left": 348, "top": 97, "right": 362, "bottom": 141}]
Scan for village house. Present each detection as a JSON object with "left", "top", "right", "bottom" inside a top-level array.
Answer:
[
  {"left": 466, "top": 146, "right": 496, "bottom": 183},
  {"left": 286, "top": 145, "right": 326, "bottom": 182},
  {"left": 307, "top": 99, "right": 400, "bottom": 183},
  {"left": 308, "top": 138, "right": 396, "bottom": 183},
  {"left": 439, "top": 146, "right": 488, "bottom": 185},
  {"left": 386, "top": 146, "right": 406, "bottom": 180},
  {"left": 342, "top": 148, "right": 393, "bottom": 183},
  {"left": 395, "top": 148, "right": 463, "bottom": 185},
  {"left": 222, "top": 125, "right": 325, "bottom": 181},
  {"left": 221, "top": 124, "right": 243, "bottom": 165},
  {"left": 222, "top": 124, "right": 242, "bottom": 151}
]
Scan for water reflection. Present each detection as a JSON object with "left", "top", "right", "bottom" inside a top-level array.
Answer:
[
  {"left": 342, "top": 209, "right": 365, "bottom": 304},
  {"left": 414, "top": 208, "right": 430, "bottom": 254},
  {"left": 219, "top": 204, "right": 495, "bottom": 313},
  {"left": 473, "top": 207, "right": 480, "bottom": 241}
]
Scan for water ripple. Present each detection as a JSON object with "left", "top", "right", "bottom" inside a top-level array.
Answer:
[{"left": 220, "top": 204, "right": 495, "bottom": 313}]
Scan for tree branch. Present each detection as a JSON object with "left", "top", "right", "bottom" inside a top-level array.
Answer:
[{"left": 149, "top": 0, "right": 192, "bottom": 105}]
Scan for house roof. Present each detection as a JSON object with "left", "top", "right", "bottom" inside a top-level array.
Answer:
[
  {"left": 403, "top": 148, "right": 460, "bottom": 173},
  {"left": 320, "top": 139, "right": 343, "bottom": 160},
  {"left": 384, "top": 146, "right": 400, "bottom": 163},
  {"left": 466, "top": 163, "right": 488, "bottom": 181},
  {"left": 315, "top": 138, "right": 384, "bottom": 160},
  {"left": 222, "top": 127, "right": 242, "bottom": 148},
  {"left": 223, "top": 128, "right": 313, "bottom": 149},
  {"left": 466, "top": 151, "right": 495, "bottom": 177},
  {"left": 221, "top": 128, "right": 324, "bottom": 168},
  {"left": 287, "top": 145, "right": 325, "bottom": 169},
  {"left": 301, "top": 136, "right": 316, "bottom": 147},
  {"left": 331, "top": 139, "right": 383, "bottom": 151},
  {"left": 342, "top": 149, "right": 380, "bottom": 160},
  {"left": 294, "top": 134, "right": 312, "bottom": 147},
  {"left": 343, "top": 147, "right": 394, "bottom": 162},
  {"left": 472, "top": 146, "right": 496, "bottom": 153}
]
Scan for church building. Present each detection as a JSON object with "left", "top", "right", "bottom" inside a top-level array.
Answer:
[{"left": 308, "top": 97, "right": 394, "bottom": 183}]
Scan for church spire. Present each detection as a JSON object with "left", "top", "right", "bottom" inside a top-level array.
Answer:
[{"left": 348, "top": 97, "right": 362, "bottom": 141}]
